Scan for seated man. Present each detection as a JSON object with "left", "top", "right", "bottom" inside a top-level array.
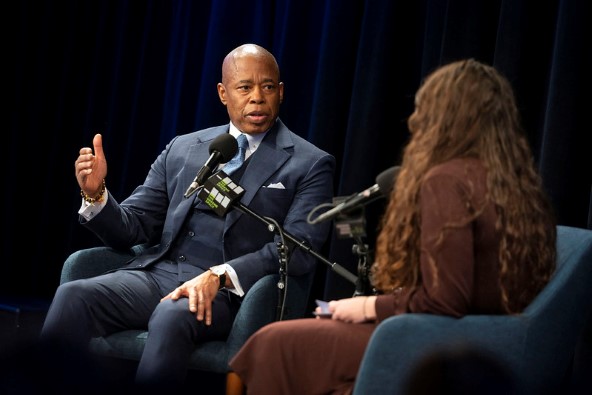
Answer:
[{"left": 41, "top": 43, "right": 335, "bottom": 390}]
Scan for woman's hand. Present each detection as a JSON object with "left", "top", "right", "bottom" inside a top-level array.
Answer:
[{"left": 315, "top": 296, "right": 377, "bottom": 323}]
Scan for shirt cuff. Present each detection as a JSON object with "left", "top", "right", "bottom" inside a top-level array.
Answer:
[
  {"left": 210, "top": 263, "right": 244, "bottom": 297},
  {"left": 78, "top": 189, "right": 109, "bottom": 220}
]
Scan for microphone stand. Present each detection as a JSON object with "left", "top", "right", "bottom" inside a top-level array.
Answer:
[
  {"left": 233, "top": 203, "right": 359, "bottom": 320},
  {"left": 275, "top": 240, "right": 289, "bottom": 320},
  {"left": 198, "top": 172, "right": 358, "bottom": 320},
  {"left": 352, "top": 236, "right": 373, "bottom": 297},
  {"left": 234, "top": 202, "right": 359, "bottom": 284},
  {"left": 322, "top": 199, "right": 374, "bottom": 297}
]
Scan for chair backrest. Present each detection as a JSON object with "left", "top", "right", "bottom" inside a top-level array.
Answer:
[{"left": 353, "top": 225, "right": 592, "bottom": 395}]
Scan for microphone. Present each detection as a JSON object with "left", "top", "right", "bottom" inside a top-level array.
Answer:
[
  {"left": 310, "top": 166, "right": 401, "bottom": 224},
  {"left": 184, "top": 133, "right": 238, "bottom": 198}
]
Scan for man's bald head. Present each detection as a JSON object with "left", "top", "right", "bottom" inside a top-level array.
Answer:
[{"left": 222, "top": 44, "right": 280, "bottom": 84}]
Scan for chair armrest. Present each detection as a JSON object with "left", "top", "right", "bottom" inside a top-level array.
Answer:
[
  {"left": 223, "top": 272, "right": 313, "bottom": 366},
  {"left": 60, "top": 245, "right": 147, "bottom": 284},
  {"left": 225, "top": 275, "right": 278, "bottom": 351},
  {"left": 353, "top": 314, "right": 526, "bottom": 395}
]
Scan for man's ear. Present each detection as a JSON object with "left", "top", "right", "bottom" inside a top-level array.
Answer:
[{"left": 217, "top": 83, "right": 227, "bottom": 105}]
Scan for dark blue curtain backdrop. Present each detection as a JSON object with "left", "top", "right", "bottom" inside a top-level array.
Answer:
[{"left": 4, "top": 0, "right": 590, "bottom": 303}]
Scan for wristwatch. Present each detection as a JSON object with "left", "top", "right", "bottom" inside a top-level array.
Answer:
[{"left": 210, "top": 266, "right": 227, "bottom": 290}]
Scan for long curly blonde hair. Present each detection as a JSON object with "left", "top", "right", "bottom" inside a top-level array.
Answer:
[{"left": 371, "top": 59, "right": 556, "bottom": 314}]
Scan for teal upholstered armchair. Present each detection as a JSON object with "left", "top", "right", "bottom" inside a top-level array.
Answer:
[
  {"left": 59, "top": 244, "right": 314, "bottom": 386},
  {"left": 353, "top": 225, "right": 592, "bottom": 394}
]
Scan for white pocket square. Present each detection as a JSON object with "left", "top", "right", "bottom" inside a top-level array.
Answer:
[{"left": 265, "top": 182, "right": 285, "bottom": 189}]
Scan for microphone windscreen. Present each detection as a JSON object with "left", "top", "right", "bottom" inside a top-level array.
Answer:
[
  {"left": 209, "top": 133, "right": 239, "bottom": 162},
  {"left": 376, "top": 166, "right": 401, "bottom": 197}
]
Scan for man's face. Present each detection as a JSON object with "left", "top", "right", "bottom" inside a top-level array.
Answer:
[{"left": 217, "top": 55, "right": 284, "bottom": 135}]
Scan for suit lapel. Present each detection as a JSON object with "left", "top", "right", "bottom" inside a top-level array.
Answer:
[
  {"left": 181, "top": 126, "right": 230, "bottom": 192},
  {"left": 224, "top": 120, "right": 293, "bottom": 230}
]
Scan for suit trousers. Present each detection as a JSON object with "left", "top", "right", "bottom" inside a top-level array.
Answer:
[{"left": 41, "top": 266, "right": 241, "bottom": 388}]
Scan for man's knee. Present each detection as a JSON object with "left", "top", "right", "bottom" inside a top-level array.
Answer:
[{"left": 149, "top": 298, "right": 192, "bottom": 330}]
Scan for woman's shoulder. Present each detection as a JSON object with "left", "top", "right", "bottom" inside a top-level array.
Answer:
[{"left": 426, "top": 157, "right": 486, "bottom": 180}]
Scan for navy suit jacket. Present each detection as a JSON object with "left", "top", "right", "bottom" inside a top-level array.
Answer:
[{"left": 82, "top": 119, "right": 336, "bottom": 294}]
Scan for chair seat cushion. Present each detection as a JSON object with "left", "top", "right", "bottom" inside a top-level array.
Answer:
[{"left": 89, "top": 330, "right": 231, "bottom": 371}]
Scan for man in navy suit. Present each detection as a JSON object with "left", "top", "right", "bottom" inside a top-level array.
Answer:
[{"left": 41, "top": 43, "right": 335, "bottom": 389}]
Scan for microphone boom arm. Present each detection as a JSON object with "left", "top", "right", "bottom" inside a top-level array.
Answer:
[{"left": 234, "top": 202, "right": 358, "bottom": 285}]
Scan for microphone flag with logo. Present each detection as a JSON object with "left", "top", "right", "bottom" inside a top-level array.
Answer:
[{"left": 197, "top": 170, "right": 245, "bottom": 216}]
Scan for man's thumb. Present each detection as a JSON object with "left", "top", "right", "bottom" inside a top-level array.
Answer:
[{"left": 93, "top": 133, "right": 105, "bottom": 158}]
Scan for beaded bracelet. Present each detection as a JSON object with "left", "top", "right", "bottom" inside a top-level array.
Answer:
[{"left": 81, "top": 179, "right": 106, "bottom": 204}]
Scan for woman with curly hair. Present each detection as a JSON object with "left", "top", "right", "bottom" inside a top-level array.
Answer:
[{"left": 228, "top": 58, "right": 557, "bottom": 395}]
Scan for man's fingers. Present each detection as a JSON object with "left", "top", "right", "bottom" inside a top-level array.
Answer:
[
  {"left": 160, "top": 286, "right": 185, "bottom": 303},
  {"left": 195, "top": 289, "right": 206, "bottom": 320},
  {"left": 194, "top": 289, "right": 214, "bottom": 326},
  {"left": 188, "top": 288, "right": 200, "bottom": 313},
  {"left": 168, "top": 287, "right": 182, "bottom": 301}
]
